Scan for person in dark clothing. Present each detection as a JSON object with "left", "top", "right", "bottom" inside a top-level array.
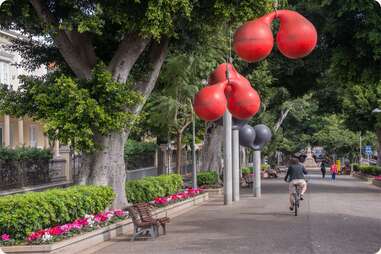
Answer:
[
  {"left": 320, "top": 162, "right": 326, "bottom": 179},
  {"left": 284, "top": 158, "right": 308, "bottom": 210}
]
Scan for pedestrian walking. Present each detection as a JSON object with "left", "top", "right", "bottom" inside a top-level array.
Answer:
[
  {"left": 320, "top": 162, "right": 326, "bottom": 179},
  {"left": 330, "top": 163, "right": 338, "bottom": 181}
]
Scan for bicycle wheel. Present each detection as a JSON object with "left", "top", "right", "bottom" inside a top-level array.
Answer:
[{"left": 292, "top": 193, "right": 298, "bottom": 216}]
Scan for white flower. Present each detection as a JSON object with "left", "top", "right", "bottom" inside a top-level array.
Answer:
[
  {"left": 84, "top": 214, "right": 94, "bottom": 219},
  {"left": 41, "top": 233, "right": 53, "bottom": 242}
]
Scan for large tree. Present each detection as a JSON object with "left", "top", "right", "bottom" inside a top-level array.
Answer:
[
  {"left": 0, "top": 0, "right": 269, "bottom": 207},
  {"left": 290, "top": 0, "right": 381, "bottom": 164}
]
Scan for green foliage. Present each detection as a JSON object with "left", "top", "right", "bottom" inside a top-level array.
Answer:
[
  {"left": 124, "top": 140, "right": 157, "bottom": 170},
  {"left": 241, "top": 167, "right": 252, "bottom": 175},
  {"left": 352, "top": 163, "right": 360, "bottom": 172},
  {"left": 0, "top": 64, "right": 141, "bottom": 152},
  {"left": 357, "top": 165, "right": 381, "bottom": 176},
  {"left": 197, "top": 171, "right": 218, "bottom": 186},
  {"left": 312, "top": 115, "right": 358, "bottom": 156},
  {"left": 0, "top": 185, "right": 114, "bottom": 240},
  {"left": 124, "top": 140, "right": 157, "bottom": 156},
  {"left": 0, "top": 147, "right": 52, "bottom": 161},
  {"left": 125, "top": 174, "right": 183, "bottom": 204}
]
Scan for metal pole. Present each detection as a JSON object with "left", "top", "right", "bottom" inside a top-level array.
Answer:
[
  {"left": 232, "top": 128, "right": 240, "bottom": 201},
  {"left": 223, "top": 110, "right": 233, "bottom": 205},
  {"left": 254, "top": 150, "right": 261, "bottom": 198},
  {"left": 192, "top": 110, "right": 197, "bottom": 189},
  {"left": 359, "top": 132, "right": 362, "bottom": 164}
]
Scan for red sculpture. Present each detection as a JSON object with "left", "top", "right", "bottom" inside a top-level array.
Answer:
[
  {"left": 227, "top": 78, "right": 261, "bottom": 120},
  {"left": 208, "top": 63, "right": 240, "bottom": 85},
  {"left": 233, "top": 13, "right": 275, "bottom": 62},
  {"left": 276, "top": 10, "right": 317, "bottom": 59},
  {"left": 194, "top": 63, "right": 261, "bottom": 121},
  {"left": 233, "top": 10, "right": 317, "bottom": 61},
  {"left": 193, "top": 81, "right": 228, "bottom": 121}
]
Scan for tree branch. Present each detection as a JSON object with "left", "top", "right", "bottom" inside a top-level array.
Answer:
[
  {"left": 29, "top": 0, "right": 95, "bottom": 80},
  {"left": 108, "top": 33, "right": 150, "bottom": 83},
  {"left": 131, "top": 38, "right": 169, "bottom": 114},
  {"left": 180, "top": 121, "right": 192, "bottom": 133},
  {"left": 274, "top": 108, "right": 291, "bottom": 133}
]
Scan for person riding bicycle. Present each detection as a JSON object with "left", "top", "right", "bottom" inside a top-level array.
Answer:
[{"left": 284, "top": 158, "right": 308, "bottom": 211}]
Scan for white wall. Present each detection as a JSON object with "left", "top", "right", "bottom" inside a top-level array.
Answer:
[{"left": 0, "top": 30, "right": 47, "bottom": 90}]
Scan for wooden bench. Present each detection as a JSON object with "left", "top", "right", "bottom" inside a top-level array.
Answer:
[
  {"left": 134, "top": 203, "right": 170, "bottom": 235},
  {"left": 126, "top": 206, "right": 158, "bottom": 241}
]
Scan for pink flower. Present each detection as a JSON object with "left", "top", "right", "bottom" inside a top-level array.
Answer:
[
  {"left": 1, "top": 234, "right": 10, "bottom": 241},
  {"left": 27, "top": 230, "right": 46, "bottom": 241},
  {"left": 154, "top": 197, "right": 169, "bottom": 205},
  {"left": 114, "top": 210, "right": 125, "bottom": 217}
]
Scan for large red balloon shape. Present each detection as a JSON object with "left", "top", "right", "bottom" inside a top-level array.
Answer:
[
  {"left": 276, "top": 10, "right": 317, "bottom": 59},
  {"left": 194, "top": 81, "right": 228, "bottom": 121},
  {"left": 208, "top": 63, "right": 240, "bottom": 85},
  {"left": 227, "top": 79, "right": 261, "bottom": 120},
  {"left": 233, "top": 13, "right": 275, "bottom": 62}
]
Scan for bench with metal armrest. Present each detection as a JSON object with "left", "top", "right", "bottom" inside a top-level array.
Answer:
[{"left": 134, "top": 203, "right": 170, "bottom": 235}]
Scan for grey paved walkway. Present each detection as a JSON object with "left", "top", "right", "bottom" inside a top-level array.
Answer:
[{"left": 90, "top": 174, "right": 381, "bottom": 254}]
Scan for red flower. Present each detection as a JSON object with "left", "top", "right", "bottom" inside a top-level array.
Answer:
[{"left": 48, "top": 226, "right": 64, "bottom": 236}]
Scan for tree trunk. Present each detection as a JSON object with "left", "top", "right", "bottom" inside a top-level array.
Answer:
[
  {"left": 201, "top": 122, "right": 224, "bottom": 176},
  {"left": 30, "top": 1, "right": 169, "bottom": 208},
  {"left": 77, "top": 39, "right": 168, "bottom": 208},
  {"left": 78, "top": 132, "right": 128, "bottom": 209},
  {"left": 176, "top": 130, "right": 182, "bottom": 175},
  {"left": 376, "top": 128, "right": 381, "bottom": 166}
]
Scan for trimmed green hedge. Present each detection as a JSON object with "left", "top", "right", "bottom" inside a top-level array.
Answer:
[
  {"left": 0, "top": 185, "right": 114, "bottom": 240},
  {"left": 0, "top": 147, "right": 52, "bottom": 161},
  {"left": 126, "top": 174, "right": 183, "bottom": 204},
  {"left": 124, "top": 140, "right": 156, "bottom": 159},
  {"left": 359, "top": 165, "right": 381, "bottom": 176},
  {"left": 197, "top": 171, "right": 218, "bottom": 186},
  {"left": 352, "top": 163, "right": 381, "bottom": 176}
]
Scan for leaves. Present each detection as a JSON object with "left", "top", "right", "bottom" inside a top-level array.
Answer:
[{"left": 0, "top": 64, "right": 142, "bottom": 152}]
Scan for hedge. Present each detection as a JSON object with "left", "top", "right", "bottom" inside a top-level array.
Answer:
[
  {"left": 126, "top": 174, "right": 183, "bottom": 204},
  {"left": 197, "top": 171, "right": 219, "bottom": 186},
  {"left": 352, "top": 163, "right": 381, "bottom": 176},
  {"left": 0, "top": 185, "right": 114, "bottom": 240},
  {"left": 0, "top": 147, "right": 52, "bottom": 161},
  {"left": 124, "top": 140, "right": 156, "bottom": 159}
]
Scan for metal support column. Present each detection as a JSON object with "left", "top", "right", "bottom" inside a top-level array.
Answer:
[
  {"left": 223, "top": 111, "right": 233, "bottom": 205},
  {"left": 232, "top": 128, "right": 240, "bottom": 201},
  {"left": 192, "top": 110, "right": 197, "bottom": 189},
  {"left": 254, "top": 150, "right": 261, "bottom": 198}
]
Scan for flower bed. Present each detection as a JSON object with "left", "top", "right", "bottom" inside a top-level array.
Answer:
[
  {"left": 152, "top": 188, "right": 202, "bottom": 207},
  {"left": 374, "top": 176, "right": 381, "bottom": 181},
  {"left": 2, "top": 192, "right": 209, "bottom": 254},
  {"left": 1, "top": 188, "right": 203, "bottom": 247},
  {"left": 0, "top": 210, "right": 128, "bottom": 247}
]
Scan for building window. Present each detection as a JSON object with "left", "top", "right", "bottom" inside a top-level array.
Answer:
[
  {"left": 9, "top": 124, "right": 13, "bottom": 147},
  {"left": 0, "top": 61, "right": 11, "bottom": 85},
  {"left": 30, "top": 125, "right": 37, "bottom": 148}
]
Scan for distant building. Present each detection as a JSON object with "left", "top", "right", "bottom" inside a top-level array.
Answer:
[{"left": 0, "top": 30, "right": 71, "bottom": 185}]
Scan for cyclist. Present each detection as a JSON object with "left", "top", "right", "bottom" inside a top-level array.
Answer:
[{"left": 284, "top": 158, "right": 308, "bottom": 211}]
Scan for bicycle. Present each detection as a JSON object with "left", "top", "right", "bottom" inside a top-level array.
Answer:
[{"left": 291, "top": 184, "right": 302, "bottom": 216}]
